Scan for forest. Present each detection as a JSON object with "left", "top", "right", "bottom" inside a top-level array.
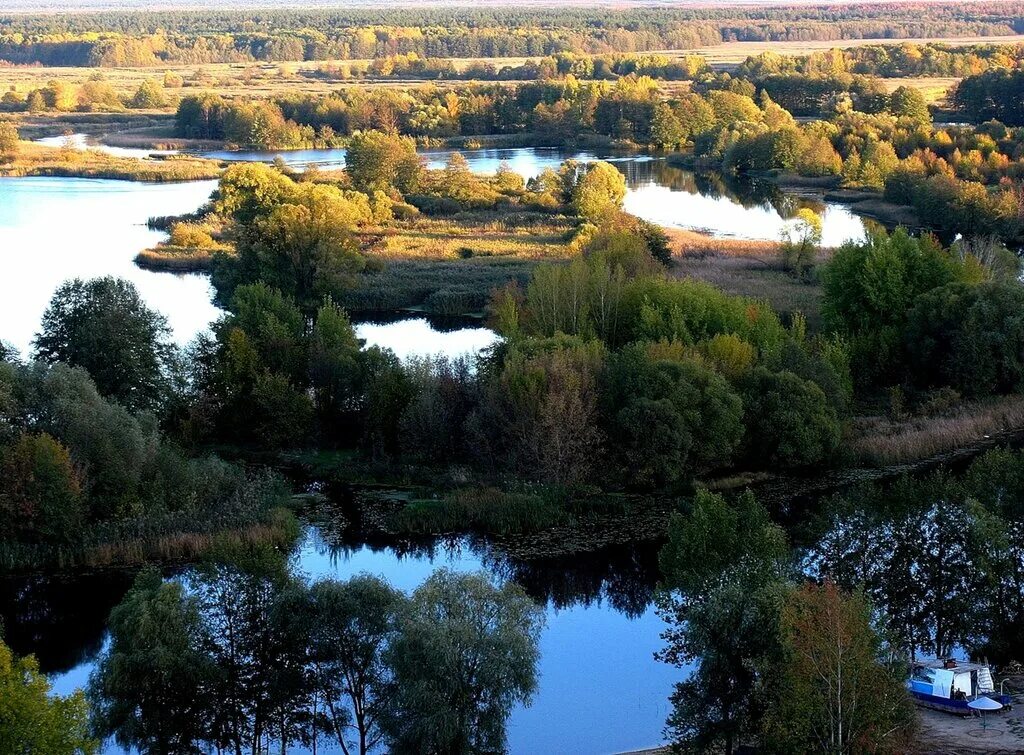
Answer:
[{"left": 0, "top": 3, "right": 1022, "bottom": 66}]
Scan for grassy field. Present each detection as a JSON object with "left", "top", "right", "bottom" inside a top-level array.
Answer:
[
  {"left": 373, "top": 212, "right": 574, "bottom": 261},
  {"left": 666, "top": 228, "right": 827, "bottom": 329},
  {"left": 4, "top": 33, "right": 1016, "bottom": 101}
]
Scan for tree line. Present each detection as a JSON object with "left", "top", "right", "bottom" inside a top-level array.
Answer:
[{"left": 2, "top": 3, "right": 1020, "bottom": 66}]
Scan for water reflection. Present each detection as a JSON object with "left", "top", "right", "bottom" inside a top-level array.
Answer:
[
  {"left": 34, "top": 133, "right": 178, "bottom": 159},
  {"left": 1, "top": 516, "right": 674, "bottom": 754}
]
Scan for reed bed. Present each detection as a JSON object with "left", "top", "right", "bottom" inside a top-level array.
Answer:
[{"left": 846, "top": 394, "right": 1024, "bottom": 466}]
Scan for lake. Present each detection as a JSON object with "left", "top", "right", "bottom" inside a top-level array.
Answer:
[{"left": 2, "top": 524, "right": 680, "bottom": 754}]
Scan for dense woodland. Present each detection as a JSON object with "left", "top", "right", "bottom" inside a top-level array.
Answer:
[{"left": 1, "top": 3, "right": 1022, "bottom": 66}]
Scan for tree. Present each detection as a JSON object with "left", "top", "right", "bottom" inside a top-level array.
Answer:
[
  {"left": 740, "top": 368, "right": 841, "bottom": 467},
  {"left": 88, "top": 569, "right": 214, "bottom": 754},
  {"left": 345, "top": 130, "right": 421, "bottom": 193},
  {"left": 33, "top": 277, "right": 178, "bottom": 412},
  {"left": 309, "top": 298, "right": 362, "bottom": 433},
  {"left": 238, "top": 190, "right": 366, "bottom": 308},
  {"left": 0, "top": 121, "right": 19, "bottom": 162},
  {"left": 779, "top": 207, "right": 822, "bottom": 279},
  {"left": 650, "top": 102, "right": 684, "bottom": 149},
  {"left": 658, "top": 490, "right": 789, "bottom": 755},
  {"left": 130, "top": 79, "right": 168, "bottom": 109},
  {"left": 0, "top": 431, "right": 84, "bottom": 542},
  {"left": 307, "top": 576, "right": 405, "bottom": 755},
  {"left": 381, "top": 570, "right": 544, "bottom": 754},
  {"left": 0, "top": 638, "right": 96, "bottom": 755},
  {"left": 602, "top": 346, "right": 744, "bottom": 487},
  {"left": 760, "top": 582, "right": 915, "bottom": 754},
  {"left": 570, "top": 161, "right": 626, "bottom": 221},
  {"left": 889, "top": 85, "right": 930, "bottom": 124}
]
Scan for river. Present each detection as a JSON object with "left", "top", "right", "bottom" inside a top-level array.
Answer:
[{"left": 4, "top": 144, "right": 868, "bottom": 353}]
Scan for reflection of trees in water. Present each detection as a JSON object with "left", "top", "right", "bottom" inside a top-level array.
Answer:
[
  {"left": 307, "top": 507, "right": 660, "bottom": 619},
  {"left": 0, "top": 570, "right": 136, "bottom": 674},
  {"left": 476, "top": 540, "right": 660, "bottom": 619},
  {"left": 625, "top": 160, "right": 829, "bottom": 222}
]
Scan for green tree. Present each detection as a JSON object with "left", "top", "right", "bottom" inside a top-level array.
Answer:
[
  {"left": 89, "top": 569, "right": 214, "bottom": 754},
  {"left": 570, "top": 161, "right": 627, "bottom": 221},
  {"left": 381, "top": 570, "right": 544, "bottom": 755},
  {"left": 0, "top": 638, "right": 96, "bottom": 755},
  {"left": 346, "top": 130, "right": 421, "bottom": 193},
  {"left": 760, "top": 582, "right": 914, "bottom": 754},
  {"left": 658, "top": 490, "right": 789, "bottom": 755},
  {"left": 307, "top": 576, "right": 405, "bottom": 755},
  {"left": 740, "top": 368, "right": 841, "bottom": 467},
  {"left": 0, "top": 431, "right": 84, "bottom": 542},
  {"left": 650, "top": 101, "right": 684, "bottom": 149},
  {"left": 130, "top": 78, "right": 168, "bottom": 109},
  {"left": 309, "top": 298, "right": 362, "bottom": 432},
  {"left": 0, "top": 121, "right": 19, "bottom": 162},
  {"left": 889, "top": 85, "right": 930, "bottom": 124},
  {"left": 33, "top": 277, "right": 178, "bottom": 412},
  {"left": 602, "top": 346, "right": 744, "bottom": 487}
]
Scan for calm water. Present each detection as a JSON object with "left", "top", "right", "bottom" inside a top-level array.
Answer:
[
  {"left": 0, "top": 176, "right": 219, "bottom": 354},
  {"left": 34, "top": 133, "right": 179, "bottom": 159},
  {"left": 3, "top": 146, "right": 867, "bottom": 355},
  {"left": 354, "top": 314, "right": 499, "bottom": 361},
  {"left": 4, "top": 527, "right": 679, "bottom": 755}
]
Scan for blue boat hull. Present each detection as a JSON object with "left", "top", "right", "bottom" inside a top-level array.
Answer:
[{"left": 910, "top": 690, "right": 1013, "bottom": 714}]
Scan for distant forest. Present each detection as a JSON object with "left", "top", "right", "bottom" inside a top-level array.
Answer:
[{"left": 1, "top": 2, "right": 1023, "bottom": 66}]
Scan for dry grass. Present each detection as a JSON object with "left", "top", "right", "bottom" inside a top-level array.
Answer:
[
  {"left": 372, "top": 213, "right": 573, "bottom": 261},
  {"left": 846, "top": 394, "right": 1024, "bottom": 467},
  {"left": 878, "top": 76, "right": 960, "bottom": 105},
  {"left": 136, "top": 244, "right": 230, "bottom": 272},
  {"left": 0, "top": 141, "right": 222, "bottom": 181},
  {"left": 666, "top": 228, "right": 827, "bottom": 328}
]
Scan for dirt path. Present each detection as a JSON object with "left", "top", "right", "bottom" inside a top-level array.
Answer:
[{"left": 914, "top": 702, "right": 1024, "bottom": 754}]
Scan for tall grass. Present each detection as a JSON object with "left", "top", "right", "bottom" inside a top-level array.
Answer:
[
  {"left": 344, "top": 258, "right": 536, "bottom": 316},
  {"left": 847, "top": 395, "right": 1024, "bottom": 467},
  {"left": 0, "top": 504, "right": 299, "bottom": 573}
]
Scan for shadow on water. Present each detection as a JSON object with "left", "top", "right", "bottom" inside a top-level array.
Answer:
[{"left": 0, "top": 570, "right": 136, "bottom": 675}]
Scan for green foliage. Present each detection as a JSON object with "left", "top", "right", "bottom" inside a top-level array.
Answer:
[
  {"left": 0, "top": 120, "right": 18, "bottom": 161},
  {"left": 821, "top": 228, "right": 981, "bottom": 386},
  {"left": 0, "top": 431, "right": 84, "bottom": 542},
  {"left": 602, "top": 345, "right": 743, "bottom": 487},
  {"left": 889, "top": 85, "right": 930, "bottom": 124},
  {"left": 0, "top": 637, "right": 95, "bottom": 755},
  {"left": 381, "top": 570, "right": 544, "bottom": 754},
  {"left": 905, "top": 281, "right": 1024, "bottom": 396},
  {"left": 345, "top": 130, "right": 422, "bottom": 194},
  {"left": 33, "top": 276, "right": 178, "bottom": 412},
  {"left": 569, "top": 161, "right": 627, "bottom": 222},
  {"left": 130, "top": 78, "right": 167, "bottom": 109},
  {"left": 658, "top": 489, "right": 788, "bottom": 755},
  {"left": 760, "top": 582, "right": 914, "bottom": 755},
  {"left": 740, "top": 368, "right": 841, "bottom": 467},
  {"left": 89, "top": 568, "right": 213, "bottom": 753}
]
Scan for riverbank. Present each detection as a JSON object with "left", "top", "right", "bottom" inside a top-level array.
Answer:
[{"left": 0, "top": 141, "right": 222, "bottom": 181}]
